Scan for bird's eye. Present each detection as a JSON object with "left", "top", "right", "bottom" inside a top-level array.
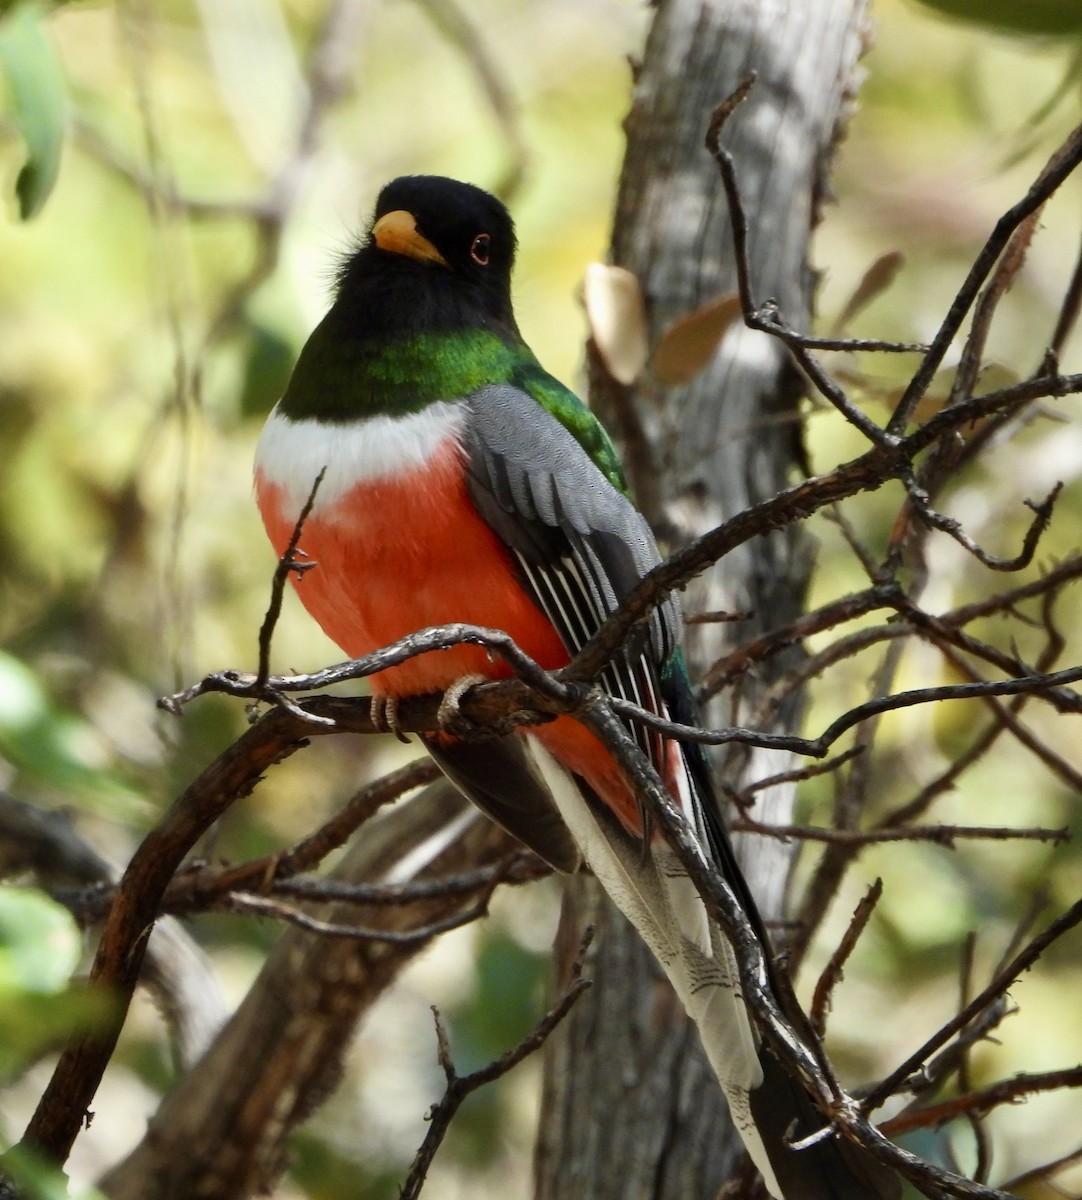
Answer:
[{"left": 470, "top": 233, "right": 491, "bottom": 266}]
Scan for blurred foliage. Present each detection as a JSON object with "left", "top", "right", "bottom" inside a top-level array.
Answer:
[
  {"left": 0, "top": 1143, "right": 105, "bottom": 1200},
  {"left": 0, "top": 0, "right": 1079, "bottom": 1197},
  {"left": 0, "top": 888, "right": 114, "bottom": 1080},
  {"left": 909, "top": 0, "right": 1082, "bottom": 37},
  {"left": 0, "top": 3, "right": 68, "bottom": 218}
]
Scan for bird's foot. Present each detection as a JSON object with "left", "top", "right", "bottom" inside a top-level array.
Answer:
[
  {"left": 437, "top": 673, "right": 490, "bottom": 739},
  {"left": 370, "top": 693, "right": 411, "bottom": 744}
]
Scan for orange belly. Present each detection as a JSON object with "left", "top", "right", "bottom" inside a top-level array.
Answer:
[
  {"left": 256, "top": 437, "right": 567, "bottom": 693},
  {"left": 255, "top": 435, "right": 651, "bottom": 833}
]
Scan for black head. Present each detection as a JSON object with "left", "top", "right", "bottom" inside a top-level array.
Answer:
[{"left": 335, "top": 175, "right": 519, "bottom": 336}]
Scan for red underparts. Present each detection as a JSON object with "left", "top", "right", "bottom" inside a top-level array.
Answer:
[{"left": 255, "top": 435, "right": 672, "bottom": 837}]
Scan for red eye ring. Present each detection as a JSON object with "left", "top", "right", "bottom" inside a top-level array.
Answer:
[{"left": 470, "top": 233, "right": 491, "bottom": 266}]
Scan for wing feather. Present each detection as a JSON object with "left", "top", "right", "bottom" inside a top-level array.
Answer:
[{"left": 463, "top": 383, "right": 680, "bottom": 783}]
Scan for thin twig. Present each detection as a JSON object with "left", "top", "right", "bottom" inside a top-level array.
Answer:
[
  {"left": 227, "top": 883, "right": 498, "bottom": 943},
  {"left": 256, "top": 467, "right": 325, "bottom": 688},
  {"left": 888, "top": 119, "right": 1082, "bottom": 434},
  {"left": 999, "top": 1140, "right": 1082, "bottom": 1194},
  {"left": 398, "top": 928, "right": 594, "bottom": 1200},
  {"left": 863, "top": 896, "right": 1082, "bottom": 1113},
  {"left": 906, "top": 481, "right": 1062, "bottom": 573},
  {"left": 410, "top": 0, "right": 528, "bottom": 199},
  {"left": 705, "top": 78, "right": 902, "bottom": 449},
  {"left": 880, "top": 1066, "right": 1082, "bottom": 1137},
  {"left": 730, "top": 821, "right": 1067, "bottom": 849},
  {"left": 810, "top": 879, "right": 883, "bottom": 1038}
]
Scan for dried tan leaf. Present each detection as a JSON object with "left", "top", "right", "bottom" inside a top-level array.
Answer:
[
  {"left": 833, "top": 251, "right": 905, "bottom": 335},
  {"left": 582, "top": 263, "right": 649, "bottom": 385},
  {"left": 652, "top": 292, "right": 742, "bottom": 385}
]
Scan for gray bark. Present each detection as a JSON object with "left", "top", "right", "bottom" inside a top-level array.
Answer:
[{"left": 534, "top": 2, "right": 870, "bottom": 1197}]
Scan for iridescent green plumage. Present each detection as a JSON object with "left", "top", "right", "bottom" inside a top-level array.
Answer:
[{"left": 279, "top": 323, "right": 628, "bottom": 495}]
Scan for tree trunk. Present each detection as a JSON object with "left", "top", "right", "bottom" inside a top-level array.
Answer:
[{"left": 534, "top": 2, "right": 870, "bottom": 1196}]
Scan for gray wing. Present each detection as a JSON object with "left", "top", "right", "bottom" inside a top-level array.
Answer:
[
  {"left": 422, "top": 381, "right": 679, "bottom": 868},
  {"left": 462, "top": 383, "right": 681, "bottom": 785}
]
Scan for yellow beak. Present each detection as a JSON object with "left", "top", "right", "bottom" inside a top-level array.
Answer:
[{"left": 372, "top": 210, "right": 448, "bottom": 267}]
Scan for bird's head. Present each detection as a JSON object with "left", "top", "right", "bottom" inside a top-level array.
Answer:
[{"left": 336, "top": 175, "right": 519, "bottom": 336}]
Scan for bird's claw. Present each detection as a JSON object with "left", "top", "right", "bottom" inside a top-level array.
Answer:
[
  {"left": 370, "top": 693, "right": 411, "bottom": 744},
  {"left": 437, "top": 673, "right": 490, "bottom": 738}
]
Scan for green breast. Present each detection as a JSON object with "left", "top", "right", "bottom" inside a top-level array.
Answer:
[{"left": 279, "top": 322, "right": 628, "bottom": 496}]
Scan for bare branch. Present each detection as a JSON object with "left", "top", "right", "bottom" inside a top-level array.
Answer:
[
  {"left": 731, "top": 821, "right": 1067, "bottom": 849},
  {"left": 999, "top": 1141, "right": 1082, "bottom": 1194},
  {"left": 906, "top": 481, "right": 1062, "bottom": 573},
  {"left": 226, "top": 881, "right": 498, "bottom": 944},
  {"left": 888, "top": 119, "right": 1082, "bottom": 434},
  {"left": 863, "top": 896, "right": 1082, "bottom": 1114},
  {"left": 881, "top": 1066, "right": 1082, "bottom": 1138},
  {"left": 700, "top": 582, "right": 903, "bottom": 700},
  {"left": 409, "top": 0, "right": 528, "bottom": 199},
  {"left": 255, "top": 467, "right": 325, "bottom": 688},
  {"left": 20, "top": 708, "right": 319, "bottom": 1163},
  {"left": 399, "top": 929, "right": 594, "bottom": 1200}
]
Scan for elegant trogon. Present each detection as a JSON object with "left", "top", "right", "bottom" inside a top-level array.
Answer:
[{"left": 254, "top": 175, "right": 895, "bottom": 1200}]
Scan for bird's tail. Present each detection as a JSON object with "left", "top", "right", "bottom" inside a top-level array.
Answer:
[{"left": 528, "top": 738, "right": 898, "bottom": 1200}]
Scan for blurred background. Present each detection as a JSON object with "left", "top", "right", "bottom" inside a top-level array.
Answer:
[{"left": 0, "top": 0, "right": 1080, "bottom": 1196}]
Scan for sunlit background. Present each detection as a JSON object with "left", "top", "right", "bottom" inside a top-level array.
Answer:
[{"left": 1, "top": 0, "right": 1081, "bottom": 1196}]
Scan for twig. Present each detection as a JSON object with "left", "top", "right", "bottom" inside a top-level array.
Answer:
[
  {"left": 892, "top": 997, "right": 1014, "bottom": 1110},
  {"left": 60, "top": 759, "right": 445, "bottom": 926},
  {"left": 730, "top": 821, "right": 1068, "bottom": 849},
  {"left": 1047, "top": 225, "right": 1082, "bottom": 368},
  {"left": 700, "top": 582, "right": 904, "bottom": 700},
  {"left": 20, "top": 707, "right": 319, "bottom": 1163},
  {"left": 888, "top": 119, "right": 1082, "bottom": 434},
  {"left": 863, "top": 896, "right": 1082, "bottom": 1114},
  {"left": 906, "top": 481, "right": 1062, "bottom": 573},
  {"left": 956, "top": 935, "right": 993, "bottom": 1185},
  {"left": 410, "top": 0, "right": 528, "bottom": 199},
  {"left": 263, "top": 855, "right": 547, "bottom": 905},
  {"left": 999, "top": 1140, "right": 1082, "bottom": 1194},
  {"left": 810, "top": 879, "right": 883, "bottom": 1038},
  {"left": 811, "top": 664, "right": 1082, "bottom": 752},
  {"left": 704, "top": 77, "right": 903, "bottom": 450},
  {"left": 736, "top": 747, "right": 864, "bottom": 799},
  {"left": 398, "top": 929, "right": 594, "bottom": 1200},
  {"left": 161, "top": 623, "right": 577, "bottom": 720},
  {"left": 227, "top": 884, "right": 497, "bottom": 943},
  {"left": 578, "top": 697, "right": 1019, "bottom": 1200},
  {"left": 561, "top": 369, "right": 1082, "bottom": 688},
  {"left": 256, "top": 467, "right": 325, "bottom": 688},
  {"left": 948, "top": 210, "right": 1041, "bottom": 409},
  {"left": 880, "top": 1066, "right": 1082, "bottom": 1137},
  {"left": 618, "top": 663, "right": 1082, "bottom": 761}
]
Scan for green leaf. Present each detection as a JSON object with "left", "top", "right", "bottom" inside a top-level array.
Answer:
[
  {"left": 0, "top": 982, "right": 114, "bottom": 1079},
  {"left": 0, "top": 2, "right": 68, "bottom": 219},
  {"left": 911, "top": 0, "right": 1082, "bottom": 36},
  {"left": 1, "top": 1142, "right": 108, "bottom": 1200},
  {"left": 0, "top": 888, "right": 115, "bottom": 1082},
  {"left": 0, "top": 887, "right": 81, "bottom": 993}
]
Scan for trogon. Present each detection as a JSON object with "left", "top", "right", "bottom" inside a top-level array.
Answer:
[{"left": 254, "top": 175, "right": 896, "bottom": 1200}]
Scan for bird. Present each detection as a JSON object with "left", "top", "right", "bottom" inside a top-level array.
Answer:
[{"left": 253, "top": 174, "right": 896, "bottom": 1200}]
